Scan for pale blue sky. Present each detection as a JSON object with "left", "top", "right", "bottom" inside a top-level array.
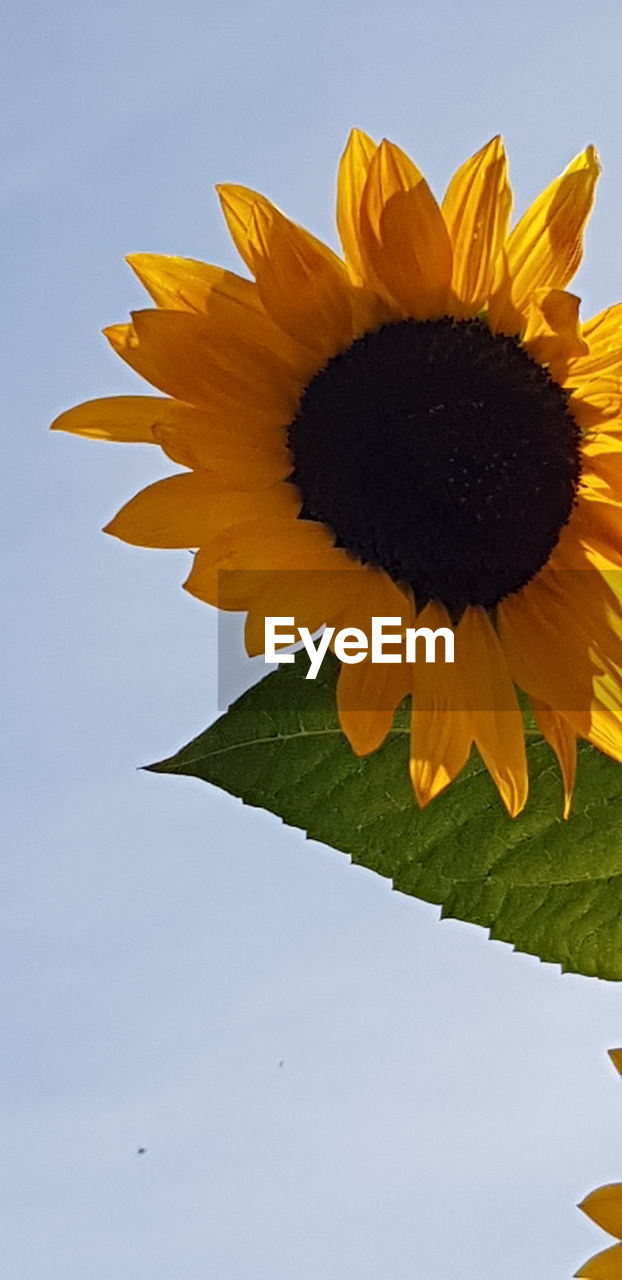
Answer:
[{"left": 5, "top": 1, "right": 622, "bottom": 1276}]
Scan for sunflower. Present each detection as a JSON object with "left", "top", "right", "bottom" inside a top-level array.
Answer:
[{"left": 52, "top": 131, "right": 622, "bottom": 818}]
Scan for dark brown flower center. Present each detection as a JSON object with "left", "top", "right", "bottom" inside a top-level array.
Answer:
[{"left": 288, "top": 317, "right": 581, "bottom": 615}]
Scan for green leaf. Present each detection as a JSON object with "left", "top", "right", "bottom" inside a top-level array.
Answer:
[{"left": 148, "top": 652, "right": 622, "bottom": 979}]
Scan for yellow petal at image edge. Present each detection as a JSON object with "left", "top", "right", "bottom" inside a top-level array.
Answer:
[
  {"left": 608, "top": 1048, "right": 622, "bottom": 1075},
  {"left": 575, "top": 1241, "right": 622, "bottom": 1278},
  {"left": 579, "top": 1185, "right": 622, "bottom": 1239}
]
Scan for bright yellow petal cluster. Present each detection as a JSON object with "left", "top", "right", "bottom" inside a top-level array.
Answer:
[{"left": 52, "top": 131, "right": 622, "bottom": 817}]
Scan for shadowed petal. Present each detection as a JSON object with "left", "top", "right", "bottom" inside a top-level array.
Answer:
[{"left": 442, "top": 135, "right": 512, "bottom": 317}]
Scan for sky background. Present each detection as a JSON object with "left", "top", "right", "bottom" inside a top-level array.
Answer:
[{"left": 5, "top": 1, "right": 622, "bottom": 1276}]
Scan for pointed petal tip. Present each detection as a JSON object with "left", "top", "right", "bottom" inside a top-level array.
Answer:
[
  {"left": 214, "top": 182, "right": 235, "bottom": 214},
  {"left": 346, "top": 729, "right": 382, "bottom": 759},
  {"left": 413, "top": 789, "right": 435, "bottom": 810},
  {"left": 340, "top": 126, "right": 379, "bottom": 166},
  {"left": 182, "top": 566, "right": 203, "bottom": 601},
  {"left": 484, "top": 133, "right": 504, "bottom": 155},
  {"left": 125, "top": 253, "right": 154, "bottom": 280},
  {"left": 503, "top": 791, "right": 529, "bottom": 820},
  {"left": 570, "top": 143, "right": 601, "bottom": 177},
  {"left": 102, "top": 508, "right": 130, "bottom": 539},
  {"left": 102, "top": 322, "right": 134, "bottom": 348},
  {"left": 215, "top": 181, "right": 242, "bottom": 204},
  {"left": 491, "top": 768, "right": 529, "bottom": 819},
  {"left": 49, "top": 404, "right": 101, "bottom": 435},
  {"left": 409, "top": 762, "right": 450, "bottom": 810},
  {"left": 608, "top": 1047, "right": 622, "bottom": 1074}
]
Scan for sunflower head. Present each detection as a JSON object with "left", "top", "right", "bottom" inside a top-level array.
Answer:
[{"left": 52, "top": 130, "right": 622, "bottom": 819}]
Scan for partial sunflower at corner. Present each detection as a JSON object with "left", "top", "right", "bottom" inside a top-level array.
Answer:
[{"left": 52, "top": 131, "right": 622, "bottom": 819}]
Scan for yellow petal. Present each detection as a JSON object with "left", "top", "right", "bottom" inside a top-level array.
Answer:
[
  {"left": 337, "top": 128, "right": 379, "bottom": 283},
  {"left": 553, "top": 491, "right": 622, "bottom": 587},
  {"left": 104, "top": 472, "right": 232, "bottom": 548},
  {"left": 127, "top": 254, "right": 262, "bottom": 314},
  {"left": 566, "top": 302, "right": 622, "bottom": 384},
  {"left": 153, "top": 419, "right": 291, "bottom": 490},
  {"left": 571, "top": 377, "right": 622, "bottom": 431},
  {"left": 358, "top": 140, "right": 450, "bottom": 316},
  {"left": 575, "top": 1242, "right": 622, "bottom": 1278},
  {"left": 505, "top": 146, "right": 601, "bottom": 312},
  {"left": 247, "top": 201, "right": 355, "bottom": 359},
  {"left": 441, "top": 135, "right": 512, "bottom": 318},
  {"left": 410, "top": 705, "right": 474, "bottom": 807},
  {"left": 105, "top": 474, "right": 301, "bottom": 550},
  {"left": 361, "top": 138, "right": 422, "bottom": 238},
  {"left": 530, "top": 697, "right": 577, "bottom": 818},
  {"left": 487, "top": 246, "right": 525, "bottom": 336},
  {"left": 126, "top": 252, "right": 311, "bottom": 374},
  {"left": 522, "top": 289, "right": 588, "bottom": 379},
  {"left": 411, "top": 605, "right": 527, "bottom": 815},
  {"left": 51, "top": 395, "right": 292, "bottom": 488},
  {"left": 335, "top": 572, "right": 414, "bottom": 755},
  {"left": 409, "top": 603, "right": 473, "bottom": 807},
  {"left": 375, "top": 189, "right": 453, "bottom": 318},
  {"left": 50, "top": 395, "right": 202, "bottom": 443},
  {"left": 608, "top": 1048, "right": 622, "bottom": 1075},
  {"left": 456, "top": 608, "right": 528, "bottom": 817},
  {"left": 359, "top": 141, "right": 452, "bottom": 318},
  {"left": 184, "top": 515, "right": 353, "bottom": 612},
  {"left": 243, "top": 566, "right": 365, "bottom": 658},
  {"left": 104, "top": 310, "right": 301, "bottom": 419},
  {"left": 581, "top": 455, "right": 622, "bottom": 524},
  {"left": 338, "top": 658, "right": 410, "bottom": 757},
  {"left": 217, "top": 184, "right": 277, "bottom": 273},
  {"left": 217, "top": 183, "right": 346, "bottom": 284},
  {"left": 579, "top": 1185, "right": 622, "bottom": 1239},
  {"left": 498, "top": 520, "right": 622, "bottom": 763},
  {"left": 582, "top": 436, "right": 622, "bottom": 500}
]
